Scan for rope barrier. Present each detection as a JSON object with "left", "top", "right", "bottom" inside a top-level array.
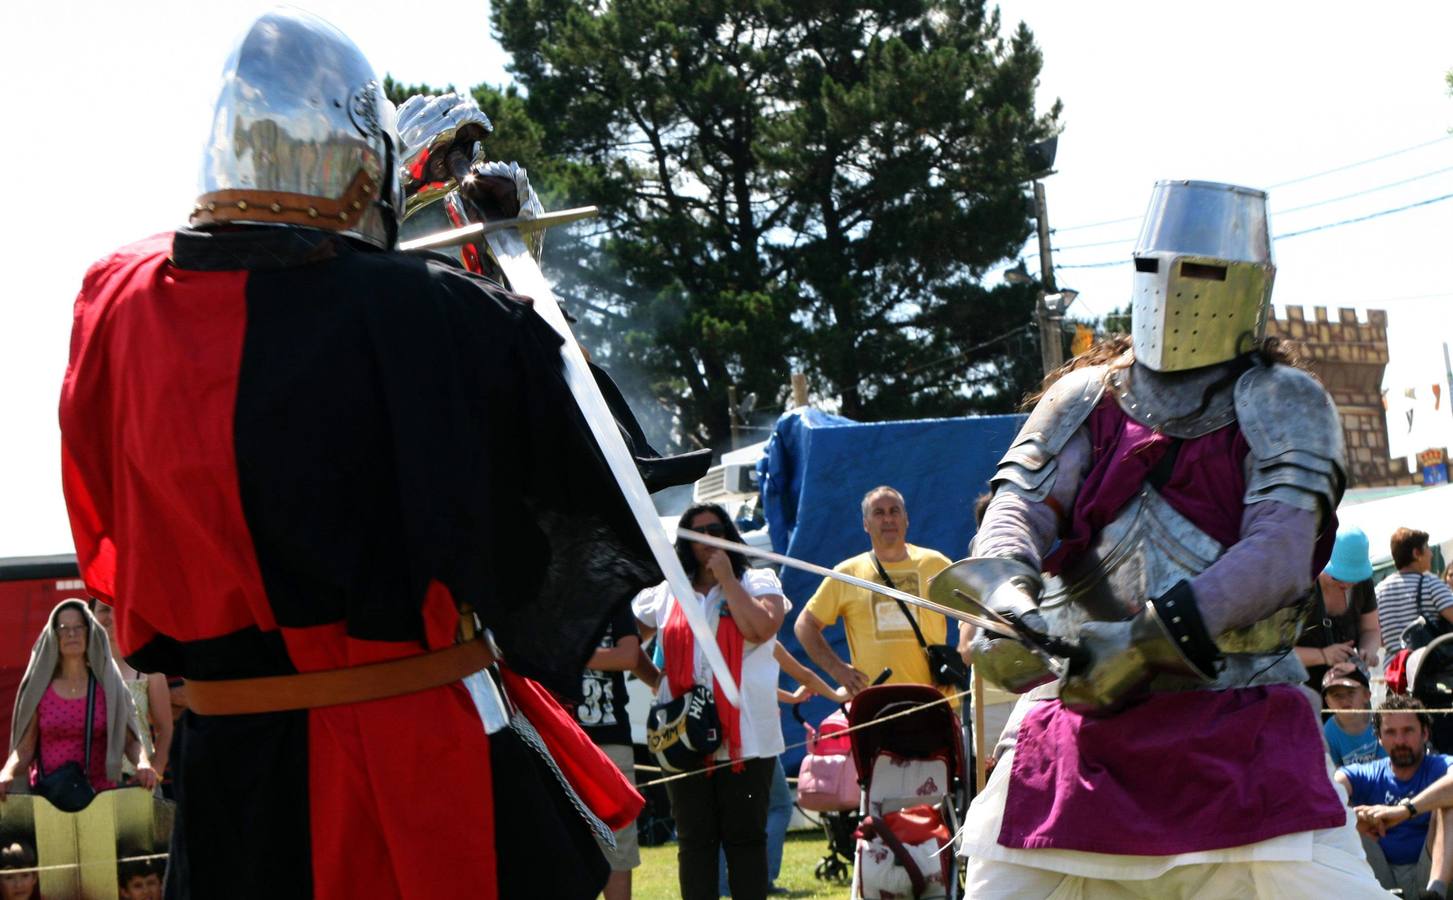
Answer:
[
  {"left": 637, "top": 687, "right": 972, "bottom": 788},
  {"left": 634, "top": 697, "right": 1453, "bottom": 788},
  {"left": 1324, "top": 707, "right": 1453, "bottom": 715},
  {"left": 0, "top": 851, "right": 169, "bottom": 877}
]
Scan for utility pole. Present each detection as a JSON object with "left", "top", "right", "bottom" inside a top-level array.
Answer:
[
  {"left": 727, "top": 385, "right": 741, "bottom": 449},
  {"left": 1033, "top": 180, "right": 1064, "bottom": 376},
  {"left": 790, "top": 372, "right": 809, "bottom": 408}
]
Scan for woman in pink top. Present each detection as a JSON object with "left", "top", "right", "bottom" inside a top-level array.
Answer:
[{"left": 0, "top": 600, "right": 156, "bottom": 800}]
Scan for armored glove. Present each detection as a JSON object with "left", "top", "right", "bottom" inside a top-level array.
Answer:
[
  {"left": 1059, "top": 582, "right": 1221, "bottom": 713},
  {"left": 458, "top": 160, "right": 546, "bottom": 262},
  {"left": 969, "top": 627, "right": 1056, "bottom": 694}
]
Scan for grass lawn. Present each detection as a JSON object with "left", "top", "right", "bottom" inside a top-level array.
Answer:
[{"left": 635, "top": 830, "right": 850, "bottom": 899}]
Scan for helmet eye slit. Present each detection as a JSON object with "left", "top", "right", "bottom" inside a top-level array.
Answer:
[{"left": 1180, "top": 262, "right": 1228, "bottom": 281}]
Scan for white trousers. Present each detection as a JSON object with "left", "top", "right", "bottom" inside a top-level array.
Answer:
[{"left": 959, "top": 743, "right": 1391, "bottom": 898}]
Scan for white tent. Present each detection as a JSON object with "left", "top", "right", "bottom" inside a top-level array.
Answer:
[{"left": 1337, "top": 483, "right": 1453, "bottom": 571}]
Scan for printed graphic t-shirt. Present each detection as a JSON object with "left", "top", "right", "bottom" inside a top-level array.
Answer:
[
  {"left": 575, "top": 607, "right": 639, "bottom": 746},
  {"left": 803, "top": 545, "right": 952, "bottom": 689},
  {"left": 1323, "top": 716, "right": 1384, "bottom": 768}
]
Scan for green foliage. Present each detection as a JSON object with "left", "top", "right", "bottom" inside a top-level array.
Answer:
[
  {"left": 1099, "top": 304, "right": 1132, "bottom": 336},
  {"left": 396, "top": 1, "right": 1060, "bottom": 449}
]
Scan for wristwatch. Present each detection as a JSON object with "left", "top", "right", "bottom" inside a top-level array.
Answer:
[{"left": 1402, "top": 799, "right": 1420, "bottom": 818}]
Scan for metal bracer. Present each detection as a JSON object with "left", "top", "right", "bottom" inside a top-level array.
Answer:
[{"left": 1059, "top": 581, "right": 1220, "bottom": 712}]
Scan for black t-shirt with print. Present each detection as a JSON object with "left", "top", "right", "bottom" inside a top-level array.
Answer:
[{"left": 575, "top": 606, "right": 638, "bottom": 746}]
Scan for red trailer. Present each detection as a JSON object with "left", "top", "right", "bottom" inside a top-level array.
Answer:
[{"left": 0, "top": 554, "right": 83, "bottom": 748}]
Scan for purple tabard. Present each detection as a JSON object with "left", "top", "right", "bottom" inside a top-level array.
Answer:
[
  {"left": 1044, "top": 398, "right": 1249, "bottom": 576},
  {"left": 998, "top": 686, "right": 1348, "bottom": 854}
]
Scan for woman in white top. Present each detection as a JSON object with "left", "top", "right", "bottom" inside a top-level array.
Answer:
[{"left": 634, "top": 503, "right": 787, "bottom": 900}]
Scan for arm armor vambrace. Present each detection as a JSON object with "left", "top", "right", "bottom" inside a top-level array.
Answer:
[
  {"left": 1234, "top": 364, "right": 1348, "bottom": 528},
  {"left": 990, "top": 365, "right": 1109, "bottom": 502}
]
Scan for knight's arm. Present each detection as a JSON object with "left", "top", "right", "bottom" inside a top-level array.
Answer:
[
  {"left": 973, "top": 366, "right": 1105, "bottom": 564},
  {"left": 1193, "top": 365, "right": 1346, "bottom": 634},
  {"left": 973, "top": 432, "right": 1088, "bottom": 565}
]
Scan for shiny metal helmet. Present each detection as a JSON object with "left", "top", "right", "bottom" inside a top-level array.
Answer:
[
  {"left": 397, "top": 92, "right": 493, "bottom": 219},
  {"left": 190, "top": 8, "right": 402, "bottom": 249},
  {"left": 1130, "top": 180, "right": 1275, "bottom": 372}
]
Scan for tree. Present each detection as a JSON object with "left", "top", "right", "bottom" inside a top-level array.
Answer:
[{"left": 401, "top": 1, "right": 1060, "bottom": 450}]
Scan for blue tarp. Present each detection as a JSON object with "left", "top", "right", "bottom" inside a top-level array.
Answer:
[{"left": 756, "top": 409, "right": 1026, "bottom": 770}]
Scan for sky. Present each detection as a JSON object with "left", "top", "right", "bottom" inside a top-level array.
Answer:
[{"left": 1, "top": 1, "right": 1451, "bottom": 556}]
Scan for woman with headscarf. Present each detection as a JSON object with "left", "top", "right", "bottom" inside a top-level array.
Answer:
[{"left": 0, "top": 599, "right": 157, "bottom": 801}]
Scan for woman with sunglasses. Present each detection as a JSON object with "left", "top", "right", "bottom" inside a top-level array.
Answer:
[
  {"left": 633, "top": 503, "right": 788, "bottom": 900},
  {"left": 1, "top": 599, "right": 156, "bottom": 802}
]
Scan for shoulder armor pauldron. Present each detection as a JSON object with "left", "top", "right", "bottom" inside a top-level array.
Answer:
[
  {"left": 1235, "top": 364, "right": 1347, "bottom": 524},
  {"left": 991, "top": 365, "right": 1108, "bottom": 501}
]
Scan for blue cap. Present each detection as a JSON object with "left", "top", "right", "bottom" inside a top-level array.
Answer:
[{"left": 1324, "top": 524, "right": 1374, "bottom": 583}]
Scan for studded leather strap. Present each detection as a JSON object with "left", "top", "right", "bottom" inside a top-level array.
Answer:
[{"left": 189, "top": 168, "right": 378, "bottom": 231}]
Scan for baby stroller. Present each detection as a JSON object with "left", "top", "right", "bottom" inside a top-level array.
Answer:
[
  {"left": 794, "top": 705, "right": 860, "bottom": 883},
  {"left": 848, "top": 684, "right": 967, "bottom": 900},
  {"left": 1407, "top": 633, "right": 1453, "bottom": 753}
]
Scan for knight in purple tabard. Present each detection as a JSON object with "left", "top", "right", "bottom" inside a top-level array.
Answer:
[{"left": 935, "top": 181, "right": 1390, "bottom": 896}]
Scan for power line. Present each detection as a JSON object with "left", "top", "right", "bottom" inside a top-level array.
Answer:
[
  {"left": 1043, "top": 162, "right": 1453, "bottom": 254},
  {"left": 1052, "top": 190, "right": 1453, "bottom": 268},
  {"left": 1057, "top": 258, "right": 1131, "bottom": 269},
  {"left": 1274, "top": 164, "right": 1453, "bottom": 216},
  {"left": 1275, "top": 191, "right": 1453, "bottom": 240},
  {"left": 1051, "top": 134, "right": 1453, "bottom": 233},
  {"left": 1267, "top": 134, "right": 1453, "bottom": 189},
  {"left": 901, "top": 321, "right": 1035, "bottom": 378}
]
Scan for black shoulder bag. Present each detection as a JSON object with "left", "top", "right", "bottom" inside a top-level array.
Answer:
[
  {"left": 871, "top": 556, "right": 970, "bottom": 690},
  {"left": 1403, "top": 575, "right": 1452, "bottom": 652},
  {"left": 33, "top": 673, "right": 99, "bottom": 812}
]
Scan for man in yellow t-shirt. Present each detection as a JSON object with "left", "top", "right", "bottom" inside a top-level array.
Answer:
[{"left": 794, "top": 485, "right": 953, "bottom": 695}]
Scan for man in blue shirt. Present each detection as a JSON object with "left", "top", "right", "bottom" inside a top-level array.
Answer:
[{"left": 1336, "top": 696, "right": 1453, "bottom": 899}]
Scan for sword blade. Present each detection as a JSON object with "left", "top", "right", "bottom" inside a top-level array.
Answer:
[
  {"left": 486, "top": 228, "right": 741, "bottom": 706},
  {"left": 399, "top": 206, "right": 600, "bottom": 253},
  {"left": 676, "top": 529, "right": 1019, "bottom": 640}
]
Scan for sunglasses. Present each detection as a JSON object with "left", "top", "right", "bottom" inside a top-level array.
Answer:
[{"left": 693, "top": 522, "right": 727, "bottom": 537}]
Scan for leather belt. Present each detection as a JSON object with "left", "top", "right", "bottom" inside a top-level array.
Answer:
[{"left": 185, "top": 638, "right": 496, "bottom": 716}]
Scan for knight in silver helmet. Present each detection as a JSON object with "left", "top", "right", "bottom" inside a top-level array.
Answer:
[
  {"left": 392, "top": 91, "right": 712, "bottom": 495},
  {"left": 938, "top": 181, "right": 1383, "bottom": 895},
  {"left": 395, "top": 92, "right": 546, "bottom": 274},
  {"left": 191, "top": 8, "right": 403, "bottom": 248}
]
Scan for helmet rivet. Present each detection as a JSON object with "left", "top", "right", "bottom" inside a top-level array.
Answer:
[
  {"left": 352, "top": 201, "right": 362, "bottom": 211},
  {"left": 271, "top": 203, "right": 282, "bottom": 213},
  {"left": 308, "top": 207, "right": 319, "bottom": 218},
  {"left": 236, "top": 200, "right": 248, "bottom": 211},
  {"left": 207, "top": 202, "right": 217, "bottom": 212},
  {"left": 338, "top": 211, "right": 348, "bottom": 221}
]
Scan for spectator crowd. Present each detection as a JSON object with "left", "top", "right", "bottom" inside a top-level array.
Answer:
[{"left": 7, "top": 492, "right": 1453, "bottom": 898}]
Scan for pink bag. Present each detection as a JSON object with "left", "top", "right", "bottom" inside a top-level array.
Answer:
[{"left": 797, "top": 710, "right": 860, "bottom": 811}]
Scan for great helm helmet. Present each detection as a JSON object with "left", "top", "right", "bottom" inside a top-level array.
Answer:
[
  {"left": 190, "top": 8, "right": 402, "bottom": 249},
  {"left": 1130, "top": 180, "right": 1274, "bottom": 372}
]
